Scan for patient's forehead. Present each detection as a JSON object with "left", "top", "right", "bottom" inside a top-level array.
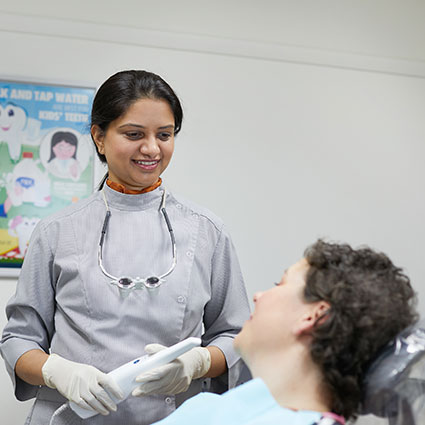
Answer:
[{"left": 282, "top": 258, "right": 309, "bottom": 282}]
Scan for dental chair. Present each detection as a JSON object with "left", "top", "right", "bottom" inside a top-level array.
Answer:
[{"left": 362, "top": 319, "right": 425, "bottom": 425}]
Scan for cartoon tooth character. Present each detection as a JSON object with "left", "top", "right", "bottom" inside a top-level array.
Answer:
[
  {"left": 0, "top": 103, "right": 27, "bottom": 161},
  {"left": 6, "top": 152, "right": 51, "bottom": 208},
  {"left": 8, "top": 215, "right": 40, "bottom": 257}
]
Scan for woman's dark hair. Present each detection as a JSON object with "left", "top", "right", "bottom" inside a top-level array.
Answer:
[
  {"left": 90, "top": 70, "right": 183, "bottom": 164},
  {"left": 48, "top": 131, "right": 78, "bottom": 162},
  {"left": 303, "top": 240, "right": 418, "bottom": 420}
]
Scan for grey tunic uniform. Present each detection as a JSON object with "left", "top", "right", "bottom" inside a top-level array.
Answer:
[{"left": 0, "top": 185, "right": 250, "bottom": 425}]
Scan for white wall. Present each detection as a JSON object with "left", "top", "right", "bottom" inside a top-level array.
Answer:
[{"left": 0, "top": 3, "right": 424, "bottom": 424}]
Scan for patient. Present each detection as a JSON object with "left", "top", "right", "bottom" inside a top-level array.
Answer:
[{"left": 152, "top": 240, "right": 418, "bottom": 425}]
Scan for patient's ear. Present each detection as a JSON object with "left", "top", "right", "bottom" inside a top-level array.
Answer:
[{"left": 293, "top": 301, "right": 330, "bottom": 336}]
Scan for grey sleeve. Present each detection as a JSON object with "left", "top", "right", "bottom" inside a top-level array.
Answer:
[
  {"left": 0, "top": 222, "right": 55, "bottom": 401},
  {"left": 202, "top": 224, "right": 251, "bottom": 390}
]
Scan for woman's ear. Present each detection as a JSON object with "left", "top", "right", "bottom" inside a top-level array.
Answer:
[
  {"left": 293, "top": 301, "right": 330, "bottom": 336},
  {"left": 91, "top": 125, "right": 105, "bottom": 155}
]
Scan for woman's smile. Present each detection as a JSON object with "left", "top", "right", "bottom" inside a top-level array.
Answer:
[{"left": 132, "top": 159, "right": 160, "bottom": 171}]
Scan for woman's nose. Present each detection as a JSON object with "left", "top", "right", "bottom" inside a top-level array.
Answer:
[{"left": 139, "top": 135, "right": 160, "bottom": 156}]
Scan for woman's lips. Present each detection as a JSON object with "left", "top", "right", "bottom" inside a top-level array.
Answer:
[{"left": 132, "top": 159, "right": 159, "bottom": 170}]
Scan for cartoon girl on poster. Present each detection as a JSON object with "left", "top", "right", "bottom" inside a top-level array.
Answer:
[{"left": 46, "top": 130, "right": 81, "bottom": 181}]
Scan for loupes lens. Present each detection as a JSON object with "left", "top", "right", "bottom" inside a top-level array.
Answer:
[
  {"left": 145, "top": 276, "right": 161, "bottom": 289},
  {"left": 118, "top": 277, "right": 134, "bottom": 288}
]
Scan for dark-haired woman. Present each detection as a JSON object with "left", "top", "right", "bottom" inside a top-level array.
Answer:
[{"left": 0, "top": 70, "right": 250, "bottom": 425}]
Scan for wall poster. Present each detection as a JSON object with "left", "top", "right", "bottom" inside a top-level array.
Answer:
[{"left": 0, "top": 79, "right": 95, "bottom": 276}]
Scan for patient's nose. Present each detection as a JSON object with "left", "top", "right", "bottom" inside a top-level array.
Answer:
[{"left": 253, "top": 292, "right": 263, "bottom": 303}]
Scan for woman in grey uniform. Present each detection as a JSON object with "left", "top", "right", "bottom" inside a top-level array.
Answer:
[{"left": 0, "top": 70, "right": 250, "bottom": 425}]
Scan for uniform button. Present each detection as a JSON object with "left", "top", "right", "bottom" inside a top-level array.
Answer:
[
  {"left": 192, "top": 213, "right": 199, "bottom": 218},
  {"left": 186, "top": 251, "right": 193, "bottom": 258},
  {"left": 177, "top": 296, "right": 186, "bottom": 303},
  {"left": 165, "top": 397, "right": 173, "bottom": 404},
  {"left": 176, "top": 204, "right": 182, "bottom": 209}
]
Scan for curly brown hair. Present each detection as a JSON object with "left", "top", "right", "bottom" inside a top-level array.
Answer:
[{"left": 303, "top": 240, "right": 418, "bottom": 420}]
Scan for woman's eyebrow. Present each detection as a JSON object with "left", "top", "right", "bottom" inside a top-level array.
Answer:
[
  {"left": 117, "top": 124, "right": 174, "bottom": 130},
  {"left": 117, "top": 123, "right": 145, "bottom": 129}
]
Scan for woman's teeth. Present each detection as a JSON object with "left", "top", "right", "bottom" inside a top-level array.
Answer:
[{"left": 135, "top": 160, "right": 157, "bottom": 165}]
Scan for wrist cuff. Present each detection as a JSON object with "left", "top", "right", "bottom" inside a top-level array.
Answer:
[
  {"left": 193, "top": 347, "right": 211, "bottom": 380},
  {"left": 41, "top": 353, "right": 60, "bottom": 389}
]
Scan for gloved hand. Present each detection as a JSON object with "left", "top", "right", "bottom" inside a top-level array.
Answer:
[
  {"left": 42, "top": 354, "right": 124, "bottom": 416},
  {"left": 132, "top": 344, "right": 211, "bottom": 396}
]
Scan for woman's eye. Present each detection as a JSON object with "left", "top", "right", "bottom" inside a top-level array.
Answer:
[
  {"left": 126, "top": 132, "right": 142, "bottom": 139},
  {"left": 158, "top": 132, "right": 171, "bottom": 141}
]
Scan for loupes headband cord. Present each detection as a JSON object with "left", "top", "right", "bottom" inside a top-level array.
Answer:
[{"left": 98, "top": 188, "right": 177, "bottom": 297}]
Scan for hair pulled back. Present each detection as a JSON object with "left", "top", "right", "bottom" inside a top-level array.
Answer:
[{"left": 91, "top": 70, "right": 183, "bottom": 163}]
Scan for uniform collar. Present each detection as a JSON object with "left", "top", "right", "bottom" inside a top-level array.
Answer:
[
  {"left": 106, "top": 178, "right": 162, "bottom": 194},
  {"left": 101, "top": 182, "right": 166, "bottom": 212}
]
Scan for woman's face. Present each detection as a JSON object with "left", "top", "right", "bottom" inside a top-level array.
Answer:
[{"left": 92, "top": 98, "right": 175, "bottom": 191}]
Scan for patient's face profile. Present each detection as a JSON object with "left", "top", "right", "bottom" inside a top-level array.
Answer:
[{"left": 234, "top": 258, "right": 310, "bottom": 360}]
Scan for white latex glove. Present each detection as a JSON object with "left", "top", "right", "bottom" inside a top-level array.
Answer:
[
  {"left": 42, "top": 354, "right": 124, "bottom": 416},
  {"left": 132, "top": 344, "right": 211, "bottom": 396}
]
